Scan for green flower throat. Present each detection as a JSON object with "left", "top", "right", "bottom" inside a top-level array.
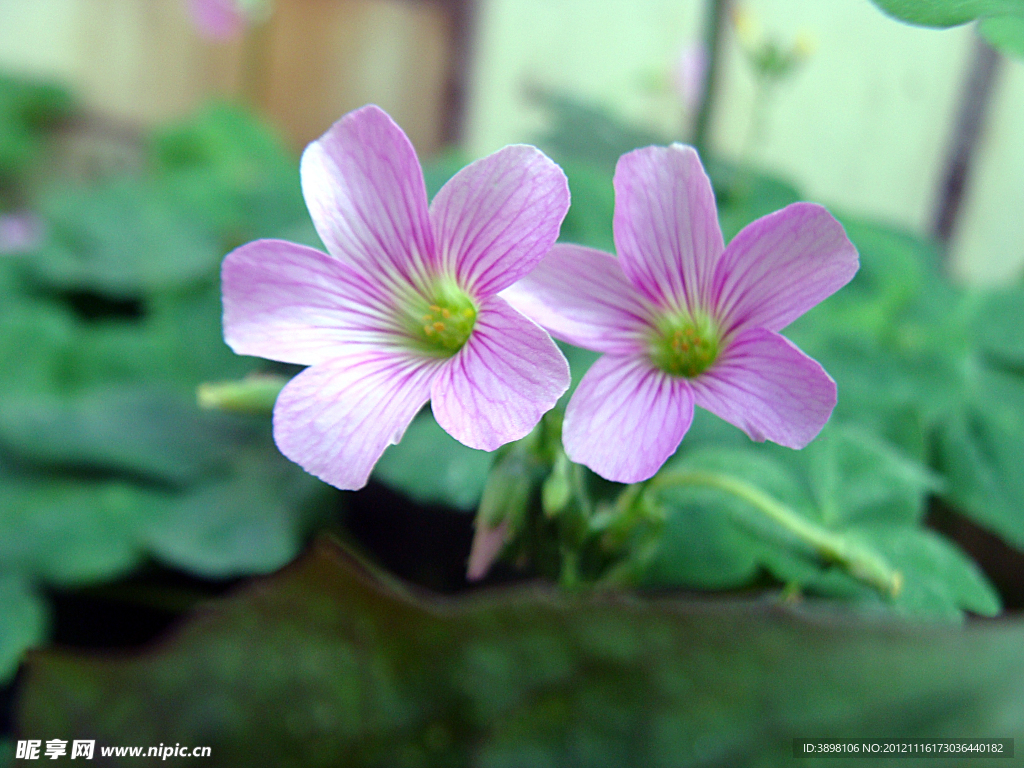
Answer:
[
  {"left": 648, "top": 312, "right": 720, "bottom": 378},
  {"left": 407, "top": 280, "right": 477, "bottom": 356}
]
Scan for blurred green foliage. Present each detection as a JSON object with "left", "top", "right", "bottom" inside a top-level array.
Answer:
[
  {"left": 425, "top": 93, "right": 1024, "bottom": 621},
  {"left": 0, "top": 93, "right": 335, "bottom": 683},
  {"left": 4, "top": 69, "right": 1024, "bottom": 761},
  {"left": 17, "top": 538, "right": 1024, "bottom": 767},
  {"left": 869, "top": 0, "right": 1024, "bottom": 57},
  {"left": 869, "top": 0, "right": 1023, "bottom": 26},
  {"left": 0, "top": 74, "right": 73, "bottom": 203}
]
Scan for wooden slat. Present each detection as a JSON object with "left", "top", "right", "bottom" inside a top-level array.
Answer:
[{"left": 70, "top": 0, "right": 454, "bottom": 154}]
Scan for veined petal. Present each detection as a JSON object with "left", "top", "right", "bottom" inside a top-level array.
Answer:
[
  {"left": 712, "top": 202, "right": 859, "bottom": 334},
  {"left": 431, "top": 296, "right": 569, "bottom": 451},
  {"left": 222, "top": 239, "right": 401, "bottom": 365},
  {"left": 430, "top": 144, "right": 569, "bottom": 297},
  {"left": 563, "top": 355, "right": 695, "bottom": 483},
  {"left": 691, "top": 327, "right": 836, "bottom": 449},
  {"left": 273, "top": 350, "right": 440, "bottom": 490},
  {"left": 613, "top": 144, "right": 724, "bottom": 313},
  {"left": 300, "top": 105, "right": 435, "bottom": 292},
  {"left": 500, "top": 243, "right": 654, "bottom": 355}
]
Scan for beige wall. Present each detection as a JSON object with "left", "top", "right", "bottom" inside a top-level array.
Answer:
[{"left": 465, "top": 0, "right": 1024, "bottom": 285}]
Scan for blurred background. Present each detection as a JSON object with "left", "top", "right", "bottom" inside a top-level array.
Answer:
[
  {"left": 1, "top": 0, "right": 1021, "bottom": 280},
  {"left": 4, "top": 1, "right": 1024, "bottom": 764}
]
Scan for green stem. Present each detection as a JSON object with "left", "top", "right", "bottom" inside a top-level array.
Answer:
[
  {"left": 692, "top": 0, "right": 733, "bottom": 157},
  {"left": 197, "top": 374, "right": 287, "bottom": 415},
  {"left": 648, "top": 470, "right": 902, "bottom": 598},
  {"left": 559, "top": 547, "right": 581, "bottom": 591}
]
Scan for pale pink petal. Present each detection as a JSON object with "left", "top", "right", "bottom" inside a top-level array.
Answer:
[
  {"left": 690, "top": 327, "right": 836, "bottom": 449},
  {"left": 673, "top": 43, "right": 708, "bottom": 113},
  {"left": 431, "top": 296, "right": 569, "bottom": 451},
  {"left": 711, "top": 202, "right": 859, "bottom": 335},
  {"left": 466, "top": 518, "right": 509, "bottom": 581},
  {"left": 273, "top": 350, "right": 441, "bottom": 490},
  {"left": 300, "top": 105, "right": 435, "bottom": 292},
  {"left": 430, "top": 144, "right": 569, "bottom": 297},
  {"left": 189, "top": 0, "right": 244, "bottom": 40},
  {"left": 563, "top": 355, "right": 695, "bottom": 483},
  {"left": 0, "top": 211, "right": 42, "bottom": 254},
  {"left": 613, "top": 144, "right": 724, "bottom": 313},
  {"left": 500, "top": 243, "right": 654, "bottom": 355},
  {"left": 222, "top": 239, "right": 404, "bottom": 365}
]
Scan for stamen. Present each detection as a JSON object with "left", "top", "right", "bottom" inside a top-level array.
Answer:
[
  {"left": 648, "top": 311, "right": 720, "bottom": 378},
  {"left": 403, "top": 279, "right": 478, "bottom": 356}
]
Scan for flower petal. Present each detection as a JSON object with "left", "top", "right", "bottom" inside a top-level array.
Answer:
[
  {"left": 431, "top": 296, "right": 569, "bottom": 451},
  {"left": 222, "top": 239, "right": 402, "bottom": 365},
  {"left": 189, "top": 0, "right": 245, "bottom": 40},
  {"left": 273, "top": 350, "right": 440, "bottom": 490},
  {"left": 500, "top": 243, "right": 654, "bottom": 354},
  {"left": 563, "top": 355, "right": 694, "bottom": 483},
  {"left": 430, "top": 144, "right": 569, "bottom": 297},
  {"left": 711, "top": 202, "right": 859, "bottom": 334},
  {"left": 466, "top": 518, "right": 509, "bottom": 582},
  {"left": 691, "top": 327, "right": 836, "bottom": 449},
  {"left": 613, "top": 144, "right": 724, "bottom": 312},
  {"left": 300, "top": 104, "right": 435, "bottom": 292}
]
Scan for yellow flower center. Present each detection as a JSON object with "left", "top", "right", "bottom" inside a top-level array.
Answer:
[
  {"left": 648, "top": 311, "right": 720, "bottom": 378},
  {"left": 406, "top": 280, "right": 477, "bottom": 356}
]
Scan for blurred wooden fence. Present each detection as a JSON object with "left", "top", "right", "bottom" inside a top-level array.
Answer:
[{"left": 0, "top": 0, "right": 471, "bottom": 154}]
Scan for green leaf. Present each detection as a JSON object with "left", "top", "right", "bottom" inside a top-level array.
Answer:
[
  {"left": 869, "top": 0, "right": 1024, "bottom": 27},
  {"left": 559, "top": 342, "right": 600, "bottom": 398},
  {"left": 0, "top": 387, "right": 242, "bottom": 487},
  {"left": 374, "top": 412, "right": 492, "bottom": 510},
  {"left": 0, "top": 74, "right": 73, "bottom": 183},
  {"left": 644, "top": 426, "right": 989, "bottom": 619},
  {"left": 152, "top": 102, "right": 306, "bottom": 245},
  {"left": 422, "top": 150, "right": 470, "bottom": 200},
  {"left": 972, "top": 287, "right": 1024, "bottom": 366},
  {"left": 18, "top": 539, "right": 1024, "bottom": 766},
  {"left": 775, "top": 217, "right": 1024, "bottom": 555},
  {"left": 796, "top": 426, "right": 942, "bottom": 527},
  {"left": 980, "top": 14, "right": 1024, "bottom": 56},
  {"left": 934, "top": 372, "right": 1024, "bottom": 550},
  {"left": 706, "top": 160, "right": 802, "bottom": 242},
  {"left": 139, "top": 281, "right": 258, "bottom": 387},
  {"left": 0, "top": 382, "right": 330, "bottom": 583},
  {"left": 141, "top": 443, "right": 329, "bottom": 578},
  {"left": 534, "top": 91, "right": 665, "bottom": 172},
  {"left": 836, "top": 215, "right": 939, "bottom": 297},
  {"left": 640, "top": 496, "right": 760, "bottom": 589},
  {"left": 557, "top": 161, "right": 615, "bottom": 251},
  {"left": 848, "top": 525, "right": 1000, "bottom": 619},
  {"left": 0, "top": 574, "right": 46, "bottom": 684},
  {"left": 0, "top": 471, "right": 155, "bottom": 585},
  {"left": 0, "top": 297, "right": 76, "bottom": 394},
  {"left": 30, "top": 179, "right": 222, "bottom": 297}
]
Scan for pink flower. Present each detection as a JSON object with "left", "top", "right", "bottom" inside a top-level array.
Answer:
[
  {"left": 221, "top": 105, "right": 571, "bottom": 490},
  {"left": 672, "top": 43, "right": 708, "bottom": 113},
  {"left": 0, "top": 212, "right": 42, "bottom": 255},
  {"left": 503, "top": 144, "right": 858, "bottom": 483},
  {"left": 188, "top": 0, "right": 252, "bottom": 41}
]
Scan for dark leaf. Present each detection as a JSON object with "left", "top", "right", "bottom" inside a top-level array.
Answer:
[{"left": 18, "top": 538, "right": 1024, "bottom": 766}]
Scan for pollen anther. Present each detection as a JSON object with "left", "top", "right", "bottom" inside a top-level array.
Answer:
[
  {"left": 648, "top": 311, "right": 720, "bottom": 378},
  {"left": 406, "top": 279, "right": 478, "bottom": 356}
]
